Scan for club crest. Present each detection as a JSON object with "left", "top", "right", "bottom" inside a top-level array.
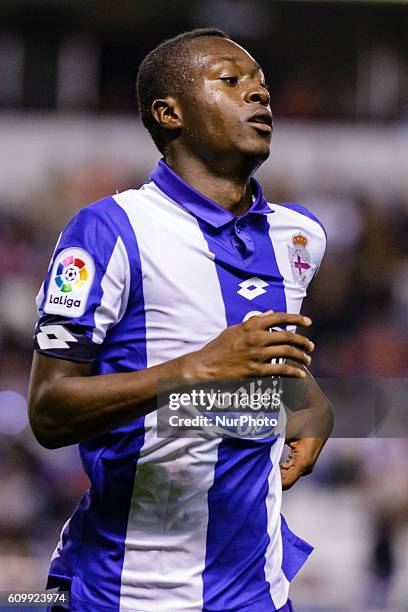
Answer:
[{"left": 288, "top": 233, "right": 312, "bottom": 286}]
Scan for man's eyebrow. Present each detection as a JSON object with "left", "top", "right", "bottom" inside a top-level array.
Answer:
[
  {"left": 215, "top": 55, "right": 261, "bottom": 68},
  {"left": 211, "top": 56, "right": 262, "bottom": 74}
]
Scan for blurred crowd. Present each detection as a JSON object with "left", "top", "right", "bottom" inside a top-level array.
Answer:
[{"left": 1, "top": 156, "right": 408, "bottom": 609}]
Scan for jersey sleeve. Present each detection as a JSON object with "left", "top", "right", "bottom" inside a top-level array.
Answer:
[{"left": 34, "top": 205, "right": 131, "bottom": 362}]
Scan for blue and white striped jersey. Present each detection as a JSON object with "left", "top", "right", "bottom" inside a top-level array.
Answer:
[{"left": 34, "top": 160, "right": 326, "bottom": 612}]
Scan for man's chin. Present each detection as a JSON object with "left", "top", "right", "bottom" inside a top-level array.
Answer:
[{"left": 240, "top": 140, "right": 271, "bottom": 162}]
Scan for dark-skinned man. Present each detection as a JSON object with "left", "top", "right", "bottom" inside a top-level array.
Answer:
[{"left": 29, "top": 28, "right": 332, "bottom": 612}]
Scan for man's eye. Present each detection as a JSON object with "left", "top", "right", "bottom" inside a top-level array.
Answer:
[{"left": 220, "top": 76, "right": 239, "bottom": 86}]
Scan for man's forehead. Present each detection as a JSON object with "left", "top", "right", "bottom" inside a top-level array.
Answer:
[{"left": 189, "top": 37, "right": 262, "bottom": 73}]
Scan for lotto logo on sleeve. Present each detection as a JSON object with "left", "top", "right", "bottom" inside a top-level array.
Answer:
[{"left": 44, "top": 247, "right": 95, "bottom": 317}]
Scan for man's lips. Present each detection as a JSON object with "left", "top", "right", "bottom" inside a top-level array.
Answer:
[{"left": 247, "top": 111, "right": 273, "bottom": 133}]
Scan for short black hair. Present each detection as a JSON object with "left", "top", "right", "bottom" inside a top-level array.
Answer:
[{"left": 136, "top": 28, "right": 230, "bottom": 153}]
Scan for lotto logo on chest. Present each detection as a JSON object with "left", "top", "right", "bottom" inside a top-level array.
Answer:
[{"left": 288, "top": 233, "right": 312, "bottom": 287}]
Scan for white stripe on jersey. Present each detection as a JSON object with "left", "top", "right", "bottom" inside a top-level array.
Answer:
[
  {"left": 92, "top": 236, "right": 130, "bottom": 344},
  {"left": 263, "top": 439, "right": 285, "bottom": 605},
  {"left": 114, "top": 186, "right": 226, "bottom": 611},
  {"left": 115, "top": 183, "right": 229, "bottom": 363}
]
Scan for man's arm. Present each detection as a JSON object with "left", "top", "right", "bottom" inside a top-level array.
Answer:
[
  {"left": 280, "top": 363, "right": 333, "bottom": 490},
  {"left": 28, "top": 311, "right": 314, "bottom": 449}
]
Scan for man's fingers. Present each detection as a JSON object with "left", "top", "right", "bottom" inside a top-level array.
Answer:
[
  {"left": 260, "top": 362, "right": 307, "bottom": 378},
  {"left": 258, "top": 330, "right": 314, "bottom": 353},
  {"left": 263, "top": 345, "right": 312, "bottom": 366},
  {"left": 254, "top": 311, "right": 312, "bottom": 330},
  {"left": 280, "top": 467, "right": 302, "bottom": 490},
  {"left": 280, "top": 456, "right": 304, "bottom": 490}
]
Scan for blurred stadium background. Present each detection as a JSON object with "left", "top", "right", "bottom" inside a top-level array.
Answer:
[{"left": 1, "top": 0, "right": 408, "bottom": 610}]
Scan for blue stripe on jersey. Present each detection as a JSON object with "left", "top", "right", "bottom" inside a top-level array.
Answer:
[
  {"left": 47, "top": 196, "right": 148, "bottom": 611},
  {"left": 198, "top": 215, "right": 287, "bottom": 611},
  {"left": 88, "top": 197, "right": 147, "bottom": 376},
  {"left": 197, "top": 214, "right": 287, "bottom": 324},
  {"left": 277, "top": 203, "right": 327, "bottom": 240},
  {"left": 69, "top": 423, "right": 146, "bottom": 610},
  {"left": 47, "top": 490, "right": 92, "bottom": 588},
  {"left": 280, "top": 515, "right": 314, "bottom": 582},
  {"left": 202, "top": 437, "right": 277, "bottom": 612}
]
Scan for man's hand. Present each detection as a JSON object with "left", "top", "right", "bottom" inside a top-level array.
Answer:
[
  {"left": 180, "top": 311, "right": 314, "bottom": 381},
  {"left": 28, "top": 311, "right": 315, "bottom": 449},
  {"left": 280, "top": 437, "right": 324, "bottom": 490},
  {"left": 280, "top": 366, "right": 333, "bottom": 491}
]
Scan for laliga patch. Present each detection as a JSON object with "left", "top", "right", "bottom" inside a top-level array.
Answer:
[{"left": 44, "top": 247, "right": 95, "bottom": 317}]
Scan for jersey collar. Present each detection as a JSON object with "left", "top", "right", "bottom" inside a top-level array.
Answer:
[{"left": 149, "top": 159, "right": 271, "bottom": 228}]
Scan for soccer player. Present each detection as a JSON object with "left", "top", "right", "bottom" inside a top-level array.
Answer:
[{"left": 28, "top": 28, "right": 332, "bottom": 612}]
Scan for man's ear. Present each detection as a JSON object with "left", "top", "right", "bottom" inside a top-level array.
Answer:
[{"left": 151, "top": 97, "right": 182, "bottom": 131}]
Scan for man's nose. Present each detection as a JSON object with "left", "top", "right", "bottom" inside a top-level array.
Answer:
[{"left": 245, "top": 86, "right": 270, "bottom": 106}]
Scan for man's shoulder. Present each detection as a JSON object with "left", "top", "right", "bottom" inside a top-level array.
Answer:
[
  {"left": 268, "top": 202, "right": 327, "bottom": 241},
  {"left": 87, "top": 188, "right": 144, "bottom": 215},
  {"left": 56, "top": 189, "right": 150, "bottom": 259},
  {"left": 70, "top": 187, "right": 148, "bottom": 230}
]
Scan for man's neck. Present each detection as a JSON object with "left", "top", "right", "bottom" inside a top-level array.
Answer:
[{"left": 164, "top": 153, "right": 254, "bottom": 217}]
